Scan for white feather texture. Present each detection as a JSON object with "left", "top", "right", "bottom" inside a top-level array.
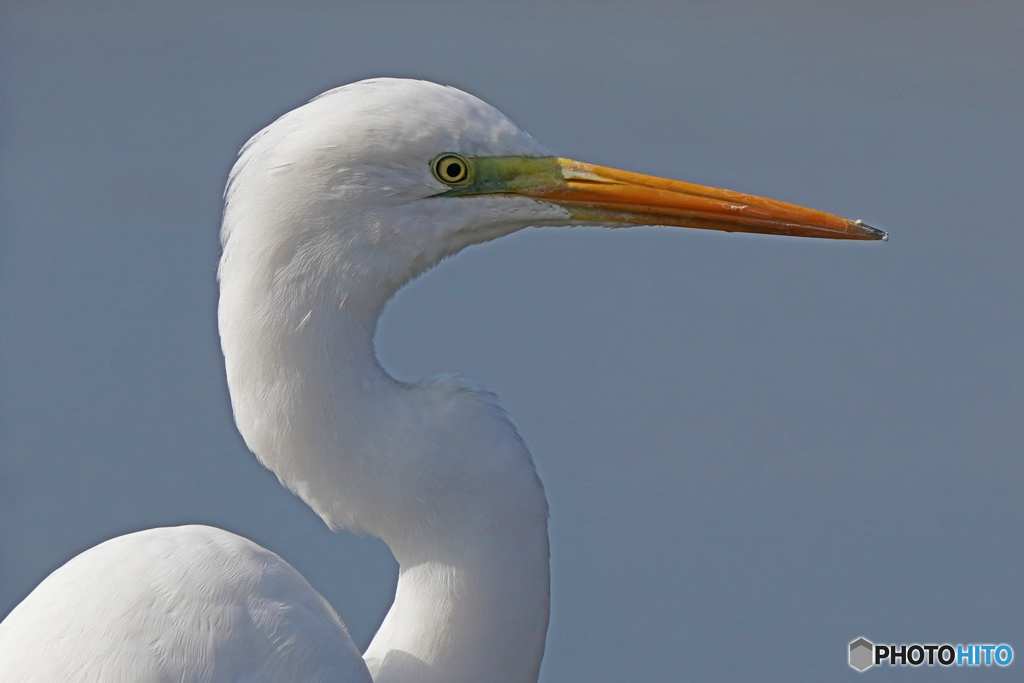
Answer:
[
  {"left": 0, "top": 79, "right": 568, "bottom": 683},
  {"left": 0, "top": 526, "right": 370, "bottom": 683}
]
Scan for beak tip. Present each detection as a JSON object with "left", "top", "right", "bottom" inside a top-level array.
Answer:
[{"left": 854, "top": 219, "right": 888, "bottom": 241}]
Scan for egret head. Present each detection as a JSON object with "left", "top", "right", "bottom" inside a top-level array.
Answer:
[{"left": 221, "top": 78, "right": 884, "bottom": 308}]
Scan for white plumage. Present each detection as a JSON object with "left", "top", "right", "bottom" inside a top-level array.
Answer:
[{"left": 0, "top": 526, "right": 369, "bottom": 682}]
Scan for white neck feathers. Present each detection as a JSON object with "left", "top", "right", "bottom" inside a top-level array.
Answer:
[{"left": 218, "top": 135, "right": 550, "bottom": 683}]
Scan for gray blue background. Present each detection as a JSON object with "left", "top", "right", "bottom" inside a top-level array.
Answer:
[{"left": 1, "top": 2, "right": 1021, "bottom": 680}]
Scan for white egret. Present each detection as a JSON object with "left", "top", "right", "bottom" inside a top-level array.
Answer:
[{"left": 0, "top": 78, "right": 884, "bottom": 683}]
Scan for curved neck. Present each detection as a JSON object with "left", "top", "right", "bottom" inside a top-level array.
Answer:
[{"left": 219, "top": 238, "right": 550, "bottom": 683}]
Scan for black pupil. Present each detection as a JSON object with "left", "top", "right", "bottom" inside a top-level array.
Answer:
[{"left": 445, "top": 161, "right": 463, "bottom": 179}]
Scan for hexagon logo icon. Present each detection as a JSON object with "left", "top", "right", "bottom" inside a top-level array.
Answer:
[{"left": 850, "top": 637, "right": 874, "bottom": 671}]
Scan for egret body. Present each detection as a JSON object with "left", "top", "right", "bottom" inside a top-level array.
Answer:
[{"left": 0, "top": 78, "right": 884, "bottom": 683}]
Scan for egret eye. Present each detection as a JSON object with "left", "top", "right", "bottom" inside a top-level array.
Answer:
[{"left": 433, "top": 154, "right": 470, "bottom": 184}]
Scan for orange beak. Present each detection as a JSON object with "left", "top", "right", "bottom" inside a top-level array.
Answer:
[{"left": 520, "top": 159, "right": 886, "bottom": 241}]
